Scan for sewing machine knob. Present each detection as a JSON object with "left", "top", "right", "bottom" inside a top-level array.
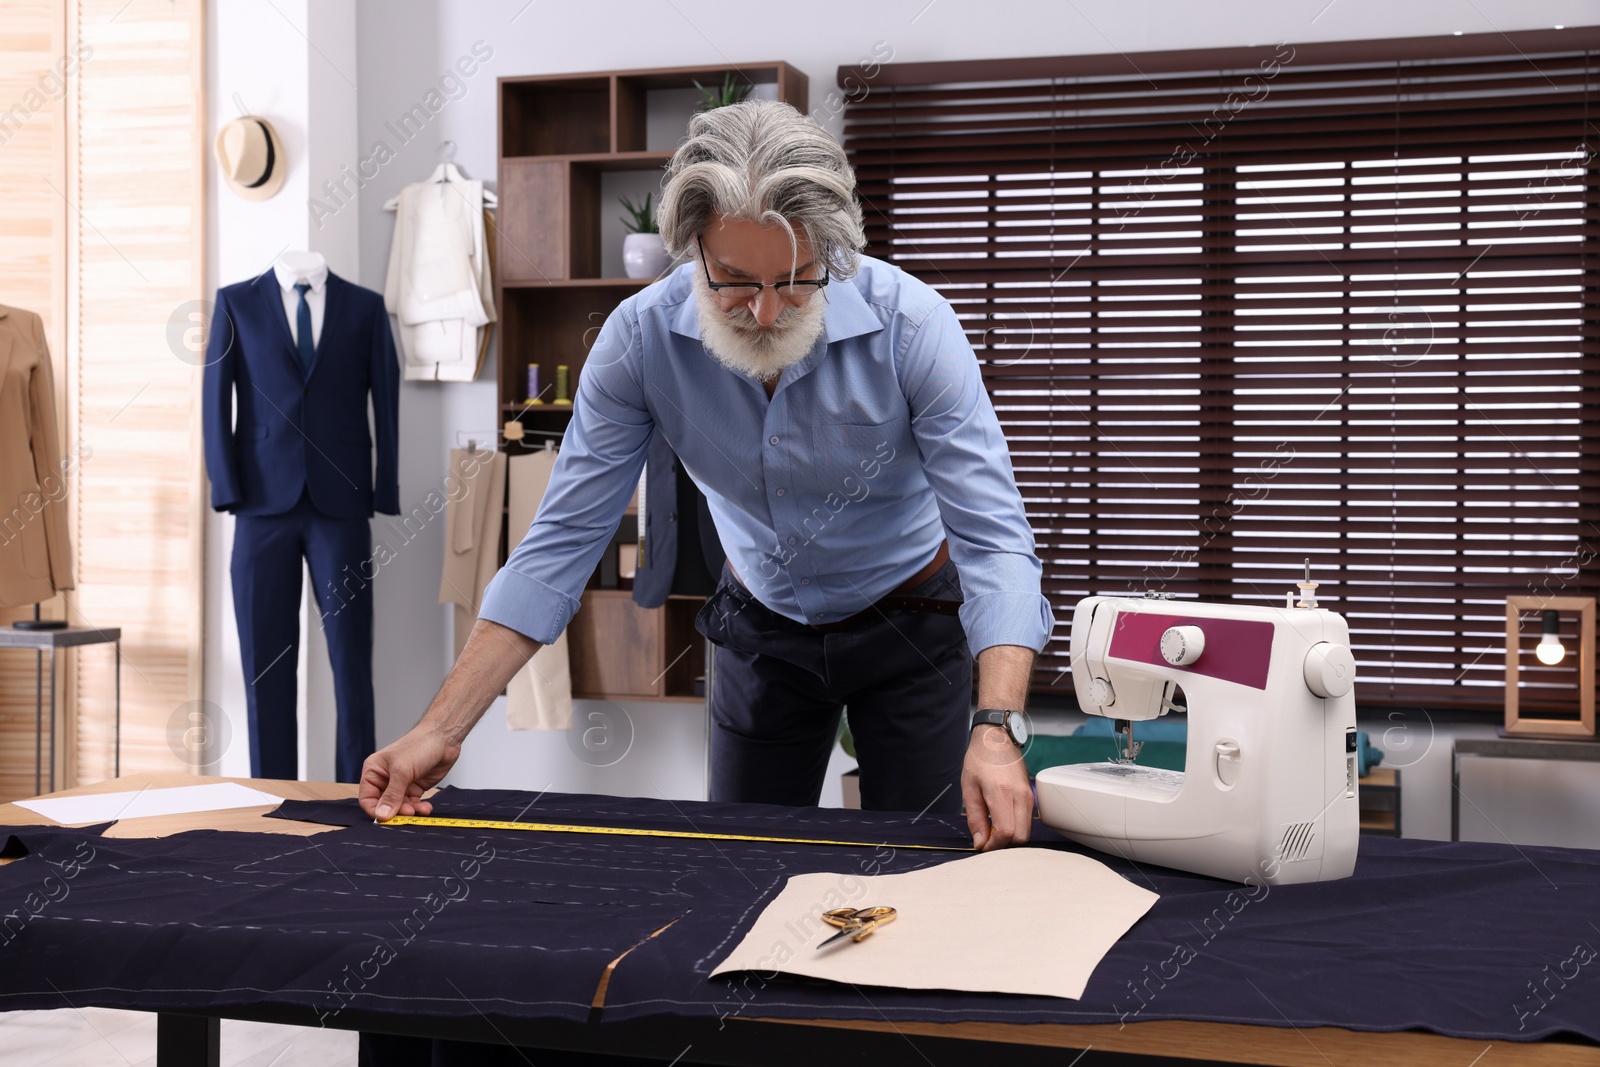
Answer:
[
  {"left": 1160, "top": 625, "right": 1205, "bottom": 666},
  {"left": 1089, "top": 677, "right": 1116, "bottom": 708},
  {"left": 1303, "top": 642, "right": 1356, "bottom": 698}
]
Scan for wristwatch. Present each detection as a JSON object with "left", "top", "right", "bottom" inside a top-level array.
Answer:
[{"left": 970, "top": 708, "right": 1028, "bottom": 747}]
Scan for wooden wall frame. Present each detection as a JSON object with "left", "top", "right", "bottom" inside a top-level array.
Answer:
[{"left": 1505, "top": 596, "right": 1596, "bottom": 738}]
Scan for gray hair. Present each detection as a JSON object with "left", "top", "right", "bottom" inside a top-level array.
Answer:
[{"left": 658, "top": 99, "right": 866, "bottom": 279}]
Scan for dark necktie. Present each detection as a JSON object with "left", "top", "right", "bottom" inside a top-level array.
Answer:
[{"left": 294, "top": 281, "right": 314, "bottom": 376}]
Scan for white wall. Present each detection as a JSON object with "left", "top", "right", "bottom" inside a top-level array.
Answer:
[
  {"left": 204, "top": 0, "right": 1600, "bottom": 830},
  {"left": 206, "top": 0, "right": 361, "bottom": 782}
]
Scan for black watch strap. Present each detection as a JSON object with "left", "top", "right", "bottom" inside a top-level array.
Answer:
[{"left": 970, "top": 708, "right": 1023, "bottom": 746}]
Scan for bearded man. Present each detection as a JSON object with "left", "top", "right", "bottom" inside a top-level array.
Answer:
[{"left": 359, "top": 100, "right": 1053, "bottom": 850}]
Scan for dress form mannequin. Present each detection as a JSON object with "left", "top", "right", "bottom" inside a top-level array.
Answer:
[
  {"left": 204, "top": 251, "right": 400, "bottom": 783},
  {"left": 276, "top": 249, "right": 325, "bottom": 279}
]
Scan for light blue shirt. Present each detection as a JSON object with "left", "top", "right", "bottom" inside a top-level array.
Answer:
[{"left": 478, "top": 254, "right": 1054, "bottom": 657}]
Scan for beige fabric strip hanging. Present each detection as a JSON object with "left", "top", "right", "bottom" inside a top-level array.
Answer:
[
  {"left": 505, "top": 447, "right": 572, "bottom": 730},
  {"left": 439, "top": 447, "right": 506, "bottom": 662}
]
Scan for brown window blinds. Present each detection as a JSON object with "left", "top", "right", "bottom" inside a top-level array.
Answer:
[{"left": 841, "top": 30, "right": 1600, "bottom": 709}]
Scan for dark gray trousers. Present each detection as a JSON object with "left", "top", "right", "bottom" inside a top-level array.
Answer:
[{"left": 695, "top": 560, "right": 971, "bottom": 816}]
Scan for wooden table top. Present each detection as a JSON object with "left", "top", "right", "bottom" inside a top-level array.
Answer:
[{"left": 0, "top": 772, "right": 355, "bottom": 844}]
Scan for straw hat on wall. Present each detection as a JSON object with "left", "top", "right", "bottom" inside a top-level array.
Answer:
[{"left": 214, "top": 116, "right": 286, "bottom": 201}]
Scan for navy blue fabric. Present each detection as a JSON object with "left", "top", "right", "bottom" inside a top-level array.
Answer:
[
  {"left": 203, "top": 270, "right": 400, "bottom": 519},
  {"left": 231, "top": 488, "right": 376, "bottom": 783},
  {"left": 1, "top": 787, "right": 1596, "bottom": 1047},
  {"left": 697, "top": 559, "right": 971, "bottom": 814}
]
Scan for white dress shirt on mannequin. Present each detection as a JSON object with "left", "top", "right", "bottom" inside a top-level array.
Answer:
[{"left": 273, "top": 251, "right": 328, "bottom": 348}]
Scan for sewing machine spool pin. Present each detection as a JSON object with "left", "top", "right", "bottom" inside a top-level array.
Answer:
[{"left": 1296, "top": 558, "right": 1320, "bottom": 609}]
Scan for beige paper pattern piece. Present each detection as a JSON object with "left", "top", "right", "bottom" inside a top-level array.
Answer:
[
  {"left": 711, "top": 848, "right": 1158, "bottom": 1001},
  {"left": 17, "top": 783, "right": 285, "bottom": 826}
]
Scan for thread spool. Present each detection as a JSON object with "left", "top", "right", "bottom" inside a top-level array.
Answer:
[
  {"left": 526, "top": 364, "right": 543, "bottom": 405},
  {"left": 554, "top": 364, "right": 572, "bottom": 405}
]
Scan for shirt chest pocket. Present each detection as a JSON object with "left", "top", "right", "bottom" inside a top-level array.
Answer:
[{"left": 811, "top": 415, "right": 908, "bottom": 496}]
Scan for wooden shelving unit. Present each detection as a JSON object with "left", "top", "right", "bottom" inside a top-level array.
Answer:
[
  {"left": 1359, "top": 767, "right": 1402, "bottom": 837},
  {"left": 494, "top": 62, "right": 807, "bottom": 701}
]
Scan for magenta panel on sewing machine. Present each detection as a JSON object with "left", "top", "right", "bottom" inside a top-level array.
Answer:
[{"left": 1107, "top": 612, "right": 1274, "bottom": 690}]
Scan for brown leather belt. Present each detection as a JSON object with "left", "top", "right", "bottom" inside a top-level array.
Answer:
[
  {"left": 726, "top": 541, "right": 961, "bottom": 632},
  {"left": 812, "top": 541, "right": 961, "bottom": 632}
]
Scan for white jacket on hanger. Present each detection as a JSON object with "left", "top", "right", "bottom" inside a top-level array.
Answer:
[{"left": 383, "top": 165, "right": 496, "bottom": 382}]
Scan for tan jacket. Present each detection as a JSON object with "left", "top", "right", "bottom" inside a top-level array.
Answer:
[{"left": 0, "top": 304, "right": 76, "bottom": 609}]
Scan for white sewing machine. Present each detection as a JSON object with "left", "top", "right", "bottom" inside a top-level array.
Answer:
[{"left": 1036, "top": 570, "right": 1359, "bottom": 885}]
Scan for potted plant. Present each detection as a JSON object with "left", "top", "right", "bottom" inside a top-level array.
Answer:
[
  {"left": 838, "top": 718, "right": 860, "bottom": 809},
  {"left": 694, "top": 73, "right": 753, "bottom": 112},
  {"left": 619, "top": 192, "right": 670, "bottom": 279}
]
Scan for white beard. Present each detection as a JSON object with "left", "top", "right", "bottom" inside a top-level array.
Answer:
[{"left": 693, "top": 272, "right": 827, "bottom": 383}]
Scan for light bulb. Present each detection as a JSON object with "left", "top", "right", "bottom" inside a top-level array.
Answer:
[
  {"left": 1536, "top": 635, "right": 1566, "bottom": 666},
  {"left": 1536, "top": 609, "right": 1565, "bottom": 665}
]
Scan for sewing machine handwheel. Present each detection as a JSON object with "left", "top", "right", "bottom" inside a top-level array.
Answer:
[{"left": 1304, "top": 642, "right": 1355, "bottom": 698}]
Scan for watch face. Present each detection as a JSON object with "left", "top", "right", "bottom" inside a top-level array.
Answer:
[{"left": 1008, "top": 713, "right": 1028, "bottom": 746}]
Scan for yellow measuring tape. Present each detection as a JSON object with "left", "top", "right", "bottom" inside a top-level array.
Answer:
[{"left": 378, "top": 814, "right": 973, "bottom": 852}]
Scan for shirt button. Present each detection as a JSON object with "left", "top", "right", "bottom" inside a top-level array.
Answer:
[
  {"left": 817, "top": 612, "right": 827, "bottom": 619},
  {"left": 769, "top": 435, "right": 779, "bottom": 445},
  {"left": 787, "top": 536, "right": 797, "bottom": 545},
  {"left": 775, "top": 488, "right": 786, "bottom": 497},
  {"left": 801, "top": 577, "right": 811, "bottom": 586}
]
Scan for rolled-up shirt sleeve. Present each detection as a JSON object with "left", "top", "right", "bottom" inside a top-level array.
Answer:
[
  {"left": 898, "top": 299, "right": 1055, "bottom": 657},
  {"left": 477, "top": 303, "right": 653, "bottom": 644}
]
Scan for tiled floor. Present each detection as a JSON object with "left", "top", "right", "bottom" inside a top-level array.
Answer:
[{"left": 0, "top": 1006, "right": 356, "bottom": 1066}]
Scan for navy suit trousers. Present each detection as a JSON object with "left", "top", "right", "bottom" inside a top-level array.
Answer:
[
  {"left": 231, "top": 487, "right": 375, "bottom": 783},
  {"left": 695, "top": 560, "right": 971, "bottom": 815}
]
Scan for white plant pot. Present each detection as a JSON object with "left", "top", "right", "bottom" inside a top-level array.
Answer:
[
  {"left": 840, "top": 768, "right": 861, "bottom": 810},
  {"left": 623, "top": 233, "right": 671, "bottom": 279}
]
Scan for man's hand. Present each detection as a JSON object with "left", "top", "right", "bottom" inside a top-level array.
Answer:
[
  {"left": 359, "top": 727, "right": 460, "bottom": 822},
  {"left": 963, "top": 643, "right": 1037, "bottom": 850},
  {"left": 961, "top": 724, "right": 1034, "bottom": 850},
  {"left": 357, "top": 617, "right": 542, "bottom": 822}
]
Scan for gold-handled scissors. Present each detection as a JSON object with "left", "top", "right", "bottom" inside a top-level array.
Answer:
[{"left": 817, "top": 906, "right": 897, "bottom": 948}]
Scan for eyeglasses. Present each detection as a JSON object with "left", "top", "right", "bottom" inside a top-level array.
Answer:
[{"left": 697, "top": 235, "right": 829, "bottom": 305}]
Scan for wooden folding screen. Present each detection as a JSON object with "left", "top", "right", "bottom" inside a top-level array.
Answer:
[{"left": 0, "top": 0, "right": 205, "bottom": 799}]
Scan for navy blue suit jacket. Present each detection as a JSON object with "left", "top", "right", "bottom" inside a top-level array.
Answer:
[
  {"left": 203, "top": 270, "right": 400, "bottom": 518},
  {"left": 632, "top": 432, "right": 724, "bottom": 607}
]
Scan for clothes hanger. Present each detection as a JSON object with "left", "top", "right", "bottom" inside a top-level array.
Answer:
[
  {"left": 501, "top": 420, "right": 563, "bottom": 450},
  {"left": 454, "top": 425, "right": 561, "bottom": 453},
  {"left": 455, "top": 429, "right": 500, "bottom": 453},
  {"left": 383, "top": 142, "right": 498, "bottom": 210}
]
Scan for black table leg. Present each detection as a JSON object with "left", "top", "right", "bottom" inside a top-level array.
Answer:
[
  {"left": 34, "top": 648, "right": 42, "bottom": 796},
  {"left": 156, "top": 1013, "right": 219, "bottom": 1067}
]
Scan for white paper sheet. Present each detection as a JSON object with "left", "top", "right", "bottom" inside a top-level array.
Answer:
[
  {"left": 17, "top": 783, "right": 285, "bottom": 825},
  {"left": 711, "top": 848, "right": 1158, "bottom": 1000}
]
